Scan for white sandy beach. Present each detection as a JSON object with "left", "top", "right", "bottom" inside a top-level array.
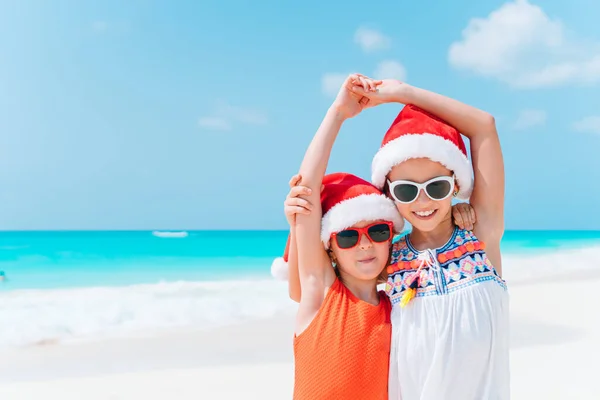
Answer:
[{"left": 0, "top": 274, "right": 599, "bottom": 400}]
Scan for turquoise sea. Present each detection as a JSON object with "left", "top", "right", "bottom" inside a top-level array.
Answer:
[{"left": 0, "top": 230, "right": 599, "bottom": 348}]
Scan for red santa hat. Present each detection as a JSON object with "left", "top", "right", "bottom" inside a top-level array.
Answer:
[
  {"left": 271, "top": 172, "right": 404, "bottom": 281},
  {"left": 371, "top": 105, "right": 473, "bottom": 200}
]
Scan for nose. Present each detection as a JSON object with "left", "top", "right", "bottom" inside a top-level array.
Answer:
[
  {"left": 415, "top": 187, "right": 431, "bottom": 204},
  {"left": 358, "top": 231, "right": 373, "bottom": 250}
]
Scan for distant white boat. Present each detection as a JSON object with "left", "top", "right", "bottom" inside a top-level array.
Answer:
[{"left": 152, "top": 231, "right": 189, "bottom": 238}]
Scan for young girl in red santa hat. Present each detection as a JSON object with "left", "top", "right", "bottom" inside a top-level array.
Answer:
[
  {"left": 280, "top": 76, "right": 508, "bottom": 399},
  {"left": 281, "top": 74, "right": 403, "bottom": 400}
]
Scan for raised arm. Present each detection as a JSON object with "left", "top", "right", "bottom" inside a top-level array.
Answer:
[
  {"left": 356, "top": 80, "right": 504, "bottom": 271},
  {"left": 398, "top": 85, "right": 504, "bottom": 273},
  {"left": 294, "top": 74, "right": 377, "bottom": 334},
  {"left": 400, "top": 86, "right": 503, "bottom": 235},
  {"left": 293, "top": 108, "right": 344, "bottom": 333}
]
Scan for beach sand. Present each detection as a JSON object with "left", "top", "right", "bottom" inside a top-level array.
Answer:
[{"left": 0, "top": 275, "right": 598, "bottom": 399}]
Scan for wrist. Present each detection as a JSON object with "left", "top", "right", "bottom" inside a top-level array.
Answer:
[
  {"left": 392, "top": 83, "right": 414, "bottom": 104},
  {"left": 327, "top": 104, "right": 348, "bottom": 123}
]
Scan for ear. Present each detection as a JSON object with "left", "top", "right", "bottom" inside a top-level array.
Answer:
[
  {"left": 327, "top": 248, "right": 338, "bottom": 267},
  {"left": 453, "top": 178, "right": 460, "bottom": 197}
]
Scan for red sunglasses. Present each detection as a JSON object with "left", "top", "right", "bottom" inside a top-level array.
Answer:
[{"left": 332, "top": 221, "right": 393, "bottom": 249}]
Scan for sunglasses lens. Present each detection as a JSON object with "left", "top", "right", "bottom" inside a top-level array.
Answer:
[
  {"left": 367, "top": 223, "right": 391, "bottom": 243},
  {"left": 335, "top": 229, "right": 359, "bottom": 249},
  {"left": 426, "top": 180, "right": 452, "bottom": 200},
  {"left": 392, "top": 184, "right": 419, "bottom": 203}
]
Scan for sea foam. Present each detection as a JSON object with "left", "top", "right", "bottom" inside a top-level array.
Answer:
[
  {"left": 0, "top": 245, "right": 598, "bottom": 349},
  {"left": 0, "top": 279, "right": 294, "bottom": 348}
]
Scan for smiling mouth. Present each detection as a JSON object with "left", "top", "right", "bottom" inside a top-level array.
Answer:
[{"left": 413, "top": 209, "right": 438, "bottom": 220}]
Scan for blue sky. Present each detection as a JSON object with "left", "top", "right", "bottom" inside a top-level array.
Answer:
[{"left": 0, "top": 0, "right": 599, "bottom": 230}]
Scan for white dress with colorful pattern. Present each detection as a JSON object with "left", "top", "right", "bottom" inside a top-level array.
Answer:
[{"left": 386, "top": 227, "right": 509, "bottom": 400}]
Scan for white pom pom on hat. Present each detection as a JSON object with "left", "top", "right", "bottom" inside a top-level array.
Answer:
[{"left": 271, "top": 256, "right": 289, "bottom": 281}]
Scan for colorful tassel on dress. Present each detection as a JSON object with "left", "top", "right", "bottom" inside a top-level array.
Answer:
[{"left": 400, "top": 276, "right": 419, "bottom": 308}]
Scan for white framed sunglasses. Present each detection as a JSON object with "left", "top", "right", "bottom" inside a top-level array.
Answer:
[{"left": 387, "top": 175, "right": 455, "bottom": 204}]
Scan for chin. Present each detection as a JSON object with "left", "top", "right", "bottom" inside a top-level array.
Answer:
[
  {"left": 407, "top": 217, "right": 443, "bottom": 232},
  {"left": 353, "top": 259, "right": 386, "bottom": 280},
  {"left": 359, "top": 270, "right": 384, "bottom": 281}
]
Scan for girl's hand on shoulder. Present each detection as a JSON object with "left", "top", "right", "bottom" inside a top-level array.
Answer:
[
  {"left": 451, "top": 202, "right": 477, "bottom": 231},
  {"left": 284, "top": 174, "right": 322, "bottom": 226}
]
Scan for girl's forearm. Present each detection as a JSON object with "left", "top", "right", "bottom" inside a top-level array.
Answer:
[
  {"left": 400, "top": 85, "right": 496, "bottom": 139},
  {"left": 296, "top": 107, "right": 345, "bottom": 190},
  {"left": 295, "top": 106, "right": 346, "bottom": 280}
]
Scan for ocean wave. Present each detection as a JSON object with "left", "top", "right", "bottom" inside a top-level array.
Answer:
[
  {"left": 152, "top": 231, "right": 189, "bottom": 238},
  {"left": 1, "top": 244, "right": 598, "bottom": 349},
  {"left": 0, "top": 279, "right": 294, "bottom": 348},
  {"left": 502, "top": 245, "right": 600, "bottom": 284}
]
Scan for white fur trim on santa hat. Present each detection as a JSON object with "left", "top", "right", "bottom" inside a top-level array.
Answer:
[
  {"left": 320, "top": 193, "right": 404, "bottom": 248},
  {"left": 271, "top": 257, "right": 289, "bottom": 281},
  {"left": 371, "top": 133, "right": 473, "bottom": 200}
]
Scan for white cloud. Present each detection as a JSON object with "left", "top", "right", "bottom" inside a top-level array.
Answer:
[
  {"left": 513, "top": 109, "right": 547, "bottom": 130},
  {"left": 373, "top": 60, "right": 407, "bottom": 81},
  {"left": 198, "top": 100, "right": 267, "bottom": 131},
  {"left": 198, "top": 117, "right": 231, "bottom": 131},
  {"left": 354, "top": 27, "right": 391, "bottom": 53},
  {"left": 214, "top": 101, "right": 268, "bottom": 125},
  {"left": 448, "top": 0, "right": 600, "bottom": 88},
  {"left": 572, "top": 116, "right": 600, "bottom": 134},
  {"left": 322, "top": 73, "right": 348, "bottom": 97}
]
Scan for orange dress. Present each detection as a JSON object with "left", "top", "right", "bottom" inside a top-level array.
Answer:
[{"left": 293, "top": 278, "right": 392, "bottom": 399}]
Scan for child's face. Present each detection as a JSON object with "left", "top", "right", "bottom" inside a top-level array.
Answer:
[
  {"left": 330, "top": 220, "right": 392, "bottom": 281},
  {"left": 387, "top": 158, "right": 457, "bottom": 232}
]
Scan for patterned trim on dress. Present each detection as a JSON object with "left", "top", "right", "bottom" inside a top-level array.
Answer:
[{"left": 385, "top": 227, "right": 507, "bottom": 305}]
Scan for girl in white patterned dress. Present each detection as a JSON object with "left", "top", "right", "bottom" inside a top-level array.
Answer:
[{"left": 364, "top": 79, "right": 509, "bottom": 400}]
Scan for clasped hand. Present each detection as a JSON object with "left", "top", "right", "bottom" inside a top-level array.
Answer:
[{"left": 331, "top": 73, "right": 407, "bottom": 120}]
